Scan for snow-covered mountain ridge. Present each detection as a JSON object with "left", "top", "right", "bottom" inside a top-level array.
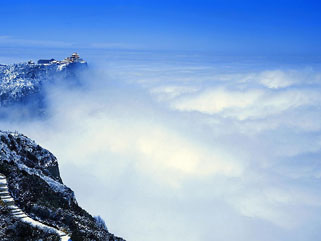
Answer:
[
  {"left": 0, "top": 53, "right": 87, "bottom": 107},
  {"left": 0, "top": 131, "right": 125, "bottom": 241}
]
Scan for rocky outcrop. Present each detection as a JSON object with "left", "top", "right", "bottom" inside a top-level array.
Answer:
[
  {"left": 0, "top": 173, "right": 70, "bottom": 240},
  {"left": 0, "top": 131, "right": 124, "bottom": 241},
  {"left": 0, "top": 54, "right": 87, "bottom": 117}
]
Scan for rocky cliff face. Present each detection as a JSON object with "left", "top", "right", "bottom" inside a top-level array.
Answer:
[{"left": 0, "top": 131, "right": 124, "bottom": 241}]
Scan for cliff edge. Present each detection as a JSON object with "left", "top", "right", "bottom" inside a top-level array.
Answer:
[{"left": 0, "top": 131, "right": 125, "bottom": 241}]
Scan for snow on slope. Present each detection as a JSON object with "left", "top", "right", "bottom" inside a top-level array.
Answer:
[
  {"left": 0, "top": 131, "right": 76, "bottom": 204},
  {"left": 0, "top": 173, "right": 71, "bottom": 241},
  {"left": 0, "top": 56, "right": 87, "bottom": 107}
]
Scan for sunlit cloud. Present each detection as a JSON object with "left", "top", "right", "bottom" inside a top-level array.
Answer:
[{"left": 2, "top": 55, "right": 321, "bottom": 241}]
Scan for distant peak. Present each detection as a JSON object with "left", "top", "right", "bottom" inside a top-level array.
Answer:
[{"left": 37, "top": 53, "right": 87, "bottom": 65}]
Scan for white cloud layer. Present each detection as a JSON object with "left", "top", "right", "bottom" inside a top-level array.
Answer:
[
  {"left": 170, "top": 88, "right": 321, "bottom": 120},
  {"left": 2, "top": 53, "right": 321, "bottom": 241}
]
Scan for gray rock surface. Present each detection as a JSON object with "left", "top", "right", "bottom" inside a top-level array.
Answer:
[{"left": 0, "top": 131, "right": 125, "bottom": 241}]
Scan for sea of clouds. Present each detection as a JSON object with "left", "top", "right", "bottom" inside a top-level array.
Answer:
[{"left": 1, "top": 51, "right": 321, "bottom": 241}]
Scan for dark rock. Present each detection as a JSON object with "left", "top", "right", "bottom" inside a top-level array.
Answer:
[{"left": 0, "top": 131, "right": 125, "bottom": 241}]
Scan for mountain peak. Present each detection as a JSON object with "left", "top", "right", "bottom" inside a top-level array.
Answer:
[
  {"left": 0, "top": 54, "right": 88, "bottom": 116},
  {"left": 37, "top": 53, "right": 87, "bottom": 65},
  {"left": 0, "top": 131, "right": 125, "bottom": 241}
]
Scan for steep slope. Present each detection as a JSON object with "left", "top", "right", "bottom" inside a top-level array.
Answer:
[
  {"left": 0, "top": 131, "right": 125, "bottom": 241},
  {"left": 0, "top": 173, "right": 70, "bottom": 240}
]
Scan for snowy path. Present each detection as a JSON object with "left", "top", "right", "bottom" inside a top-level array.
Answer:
[{"left": 0, "top": 173, "right": 71, "bottom": 241}]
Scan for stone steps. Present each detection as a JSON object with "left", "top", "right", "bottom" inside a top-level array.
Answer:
[{"left": 0, "top": 173, "right": 70, "bottom": 240}]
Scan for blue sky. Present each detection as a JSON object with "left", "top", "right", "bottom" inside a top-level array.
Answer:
[
  {"left": 1, "top": 0, "right": 321, "bottom": 54},
  {"left": 2, "top": 2, "right": 321, "bottom": 241}
]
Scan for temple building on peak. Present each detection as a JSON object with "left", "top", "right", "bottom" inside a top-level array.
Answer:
[
  {"left": 64, "top": 52, "right": 82, "bottom": 63},
  {"left": 37, "top": 53, "right": 86, "bottom": 65}
]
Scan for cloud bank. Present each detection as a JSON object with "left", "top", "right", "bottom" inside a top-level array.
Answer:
[{"left": 1, "top": 53, "right": 321, "bottom": 241}]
